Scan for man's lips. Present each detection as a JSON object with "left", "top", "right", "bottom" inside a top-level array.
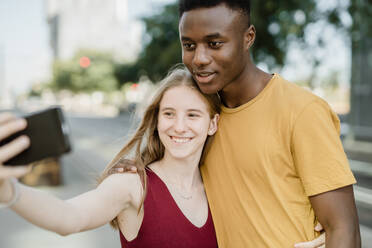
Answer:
[{"left": 193, "top": 71, "right": 216, "bottom": 84}]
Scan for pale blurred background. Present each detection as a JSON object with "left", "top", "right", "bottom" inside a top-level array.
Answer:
[{"left": 0, "top": 0, "right": 371, "bottom": 247}]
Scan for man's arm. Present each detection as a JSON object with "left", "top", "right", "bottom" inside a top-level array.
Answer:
[{"left": 309, "top": 185, "right": 361, "bottom": 248}]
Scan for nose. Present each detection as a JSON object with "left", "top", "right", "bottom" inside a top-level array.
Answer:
[
  {"left": 193, "top": 46, "right": 211, "bottom": 68},
  {"left": 174, "top": 115, "right": 187, "bottom": 134}
]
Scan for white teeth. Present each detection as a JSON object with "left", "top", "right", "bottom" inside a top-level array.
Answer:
[
  {"left": 171, "top": 137, "right": 191, "bottom": 143},
  {"left": 199, "top": 73, "right": 212, "bottom": 77}
]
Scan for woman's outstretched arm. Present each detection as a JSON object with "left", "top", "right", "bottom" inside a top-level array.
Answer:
[
  {"left": 0, "top": 173, "right": 142, "bottom": 236},
  {"left": 0, "top": 112, "right": 142, "bottom": 236}
]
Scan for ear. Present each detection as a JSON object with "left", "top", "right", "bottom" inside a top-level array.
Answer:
[
  {"left": 243, "top": 25, "right": 256, "bottom": 51},
  {"left": 208, "top": 114, "right": 219, "bottom": 136}
]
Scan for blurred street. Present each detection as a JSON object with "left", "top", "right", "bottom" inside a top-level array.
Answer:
[{"left": 0, "top": 113, "right": 372, "bottom": 247}]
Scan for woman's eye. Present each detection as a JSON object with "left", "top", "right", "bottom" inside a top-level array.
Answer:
[
  {"left": 188, "top": 113, "right": 200, "bottom": 118},
  {"left": 163, "top": 112, "right": 174, "bottom": 117}
]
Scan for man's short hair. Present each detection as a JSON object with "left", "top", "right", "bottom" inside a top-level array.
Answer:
[{"left": 179, "top": 0, "right": 251, "bottom": 25}]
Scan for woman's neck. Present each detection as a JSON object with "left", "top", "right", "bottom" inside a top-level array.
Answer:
[{"left": 150, "top": 153, "right": 202, "bottom": 191}]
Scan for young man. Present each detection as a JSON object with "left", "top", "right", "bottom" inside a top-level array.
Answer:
[{"left": 178, "top": 0, "right": 360, "bottom": 247}]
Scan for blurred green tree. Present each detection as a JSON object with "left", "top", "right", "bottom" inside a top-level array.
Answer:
[
  {"left": 116, "top": 4, "right": 182, "bottom": 84},
  {"left": 114, "top": 63, "right": 141, "bottom": 85},
  {"left": 251, "top": 1, "right": 317, "bottom": 69},
  {"left": 116, "top": 1, "right": 370, "bottom": 86},
  {"left": 49, "top": 50, "right": 118, "bottom": 93}
]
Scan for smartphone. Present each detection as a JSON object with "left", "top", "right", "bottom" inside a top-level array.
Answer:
[{"left": 1, "top": 107, "right": 72, "bottom": 166}]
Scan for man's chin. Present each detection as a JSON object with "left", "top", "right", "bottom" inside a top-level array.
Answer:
[{"left": 197, "top": 84, "right": 220, "bottom": 95}]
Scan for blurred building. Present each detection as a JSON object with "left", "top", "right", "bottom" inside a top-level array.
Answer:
[
  {"left": 46, "top": 0, "right": 143, "bottom": 62},
  {"left": 0, "top": 45, "right": 14, "bottom": 109},
  {"left": 0, "top": 0, "right": 51, "bottom": 108},
  {"left": 349, "top": 0, "right": 372, "bottom": 141}
]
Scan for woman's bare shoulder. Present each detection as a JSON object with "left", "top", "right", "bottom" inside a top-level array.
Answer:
[{"left": 99, "top": 173, "right": 143, "bottom": 207}]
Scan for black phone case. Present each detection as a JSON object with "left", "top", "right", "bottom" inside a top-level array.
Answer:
[{"left": 1, "top": 107, "right": 71, "bottom": 166}]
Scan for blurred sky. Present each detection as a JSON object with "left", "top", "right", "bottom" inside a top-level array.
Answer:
[
  {"left": 0, "top": 0, "right": 175, "bottom": 94},
  {"left": 0, "top": 0, "right": 351, "bottom": 95},
  {"left": 0, "top": 0, "right": 50, "bottom": 94}
]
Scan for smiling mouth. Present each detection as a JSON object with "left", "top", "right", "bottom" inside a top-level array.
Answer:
[
  {"left": 194, "top": 72, "right": 216, "bottom": 84},
  {"left": 170, "top": 136, "right": 192, "bottom": 144}
]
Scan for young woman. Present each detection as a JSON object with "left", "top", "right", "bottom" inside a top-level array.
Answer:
[
  {"left": 0, "top": 68, "right": 220, "bottom": 247},
  {"left": 0, "top": 68, "right": 325, "bottom": 247}
]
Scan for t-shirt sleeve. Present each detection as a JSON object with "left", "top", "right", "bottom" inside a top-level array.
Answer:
[{"left": 292, "top": 99, "right": 356, "bottom": 196}]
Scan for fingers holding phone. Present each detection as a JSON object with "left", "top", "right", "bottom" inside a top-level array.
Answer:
[
  {"left": 0, "top": 113, "right": 31, "bottom": 180},
  {"left": 0, "top": 107, "right": 71, "bottom": 166},
  {"left": 0, "top": 165, "right": 31, "bottom": 182}
]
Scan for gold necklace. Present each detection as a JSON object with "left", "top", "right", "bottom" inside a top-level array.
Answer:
[{"left": 155, "top": 169, "right": 194, "bottom": 200}]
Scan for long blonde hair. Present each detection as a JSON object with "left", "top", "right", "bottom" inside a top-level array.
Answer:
[{"left": 99, "top": 66, "right": 220, "bottom": 229}]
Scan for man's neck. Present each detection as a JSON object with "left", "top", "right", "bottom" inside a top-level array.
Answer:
[{"left": 220, "top": 65, "right": 273, "bottom": 108}]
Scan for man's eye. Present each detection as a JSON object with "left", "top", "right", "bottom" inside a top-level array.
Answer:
[
  {"left": 183, "top": 43, "right": 195, "bottom": 50},
  {"left": 209, "top": 41, "right": 223, "bottom": 48}
]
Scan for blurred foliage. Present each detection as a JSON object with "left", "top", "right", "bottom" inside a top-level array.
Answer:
[
  {"left": 29, "top": 83, "right": 49, "bottom": 97},
  {"left": 251, "top": 1, "right": 317, "bottom": 69},
  {"left": 251, "top": 0, "right": 372, "bottom": 71},
  {"left": 138, "top": 3, "right": 182, "bottom": 82},
  {"left": 116, "top": 0, "right": 363, "bottom": 83},
  {"left": 349, "top": 0, "right": 372, "bottom": 37},
  {"left": 49, "top": 50, "right": 118, "bottom": 93},
  {"left": 114, "top": 63, "right": 142, "bottom": 85},
  {"left": 116, "top": 3, "right": 181, "bottom": 83},
  {"left": 50, "top": 1, "right": 371, "bottom": 90}
]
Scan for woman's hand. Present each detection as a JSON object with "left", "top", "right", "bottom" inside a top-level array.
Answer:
[
  {"left": 0, "top": 112, "right": 30, "bottom": 183},
  {"left": 294, "top": 222, "right": 325, "bottom": 248}
]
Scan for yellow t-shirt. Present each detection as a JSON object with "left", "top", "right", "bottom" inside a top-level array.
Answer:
[{"left": 201, "top": 74, "right": 356, "bottom": 247}]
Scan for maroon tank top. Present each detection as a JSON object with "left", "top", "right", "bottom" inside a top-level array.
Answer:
[{"left": 120, "top": 169, "right": 218, "bottom": 248}]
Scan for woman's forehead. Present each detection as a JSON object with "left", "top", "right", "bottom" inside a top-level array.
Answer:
[{"left": 160, "top": 86, "right": 209, "bottom": 111}]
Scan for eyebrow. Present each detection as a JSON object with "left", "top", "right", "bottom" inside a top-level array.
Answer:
[
  {"left": 160, "top": 107, "right": 204, "bottom": 114},
  {"left": 187, "top": 109, "right": 204, "bottom": 114},
  {"left": 160, "top": 107, "right": 175, "bottom": 111},
  {"left": 181, "top": 33, "right": 223, "bottom": 42},
  {"left": 205, "top": 33, "right": 222, "bottom": 39},
  {"left": 181, "top": 36, "right": 192, "bottom": 42}
]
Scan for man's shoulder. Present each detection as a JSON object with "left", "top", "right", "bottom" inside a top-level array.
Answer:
[
  {"left": 272, "top": 74, "right": 327, "bottom": 113},
  {"left": 274, "top": 74, "right": 318, "bottom": 100}
]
